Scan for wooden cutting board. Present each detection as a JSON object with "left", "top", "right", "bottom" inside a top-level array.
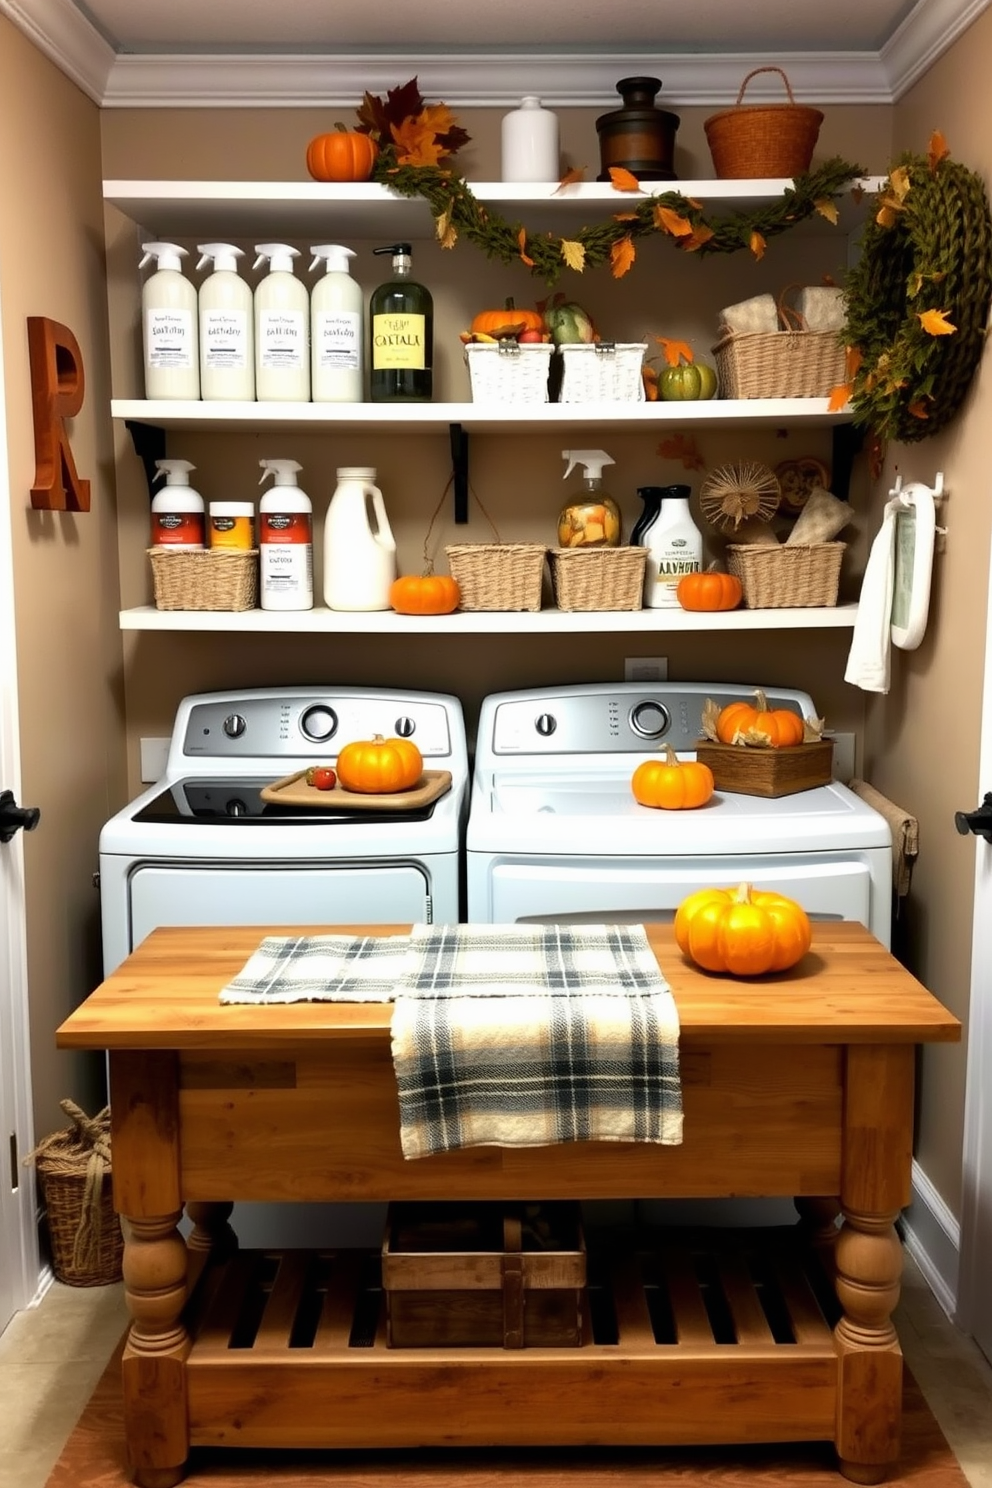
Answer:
[{"left": 260, "top": 768, "right": 452, "bottom": 812}]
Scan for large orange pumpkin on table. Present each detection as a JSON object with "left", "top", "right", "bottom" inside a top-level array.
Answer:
[
  {"left": 674, "top": 882, "right": 811, "bottom": 976},
  {"left": 336, "top": 735, "right": 424, "bottom": 794},
  {"left": 306, "top": 129, "right": 379, "bottom": 182},
  {"left": 631, "top": 746, "right": 714, "bottom": 810},
  {"left": 715, "top": 689, "right": 805, "bottom": 747}
]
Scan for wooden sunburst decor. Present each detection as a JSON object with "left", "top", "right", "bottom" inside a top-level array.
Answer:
[{"left": 699, "top": 461, "right": 780, "bottom": 532}]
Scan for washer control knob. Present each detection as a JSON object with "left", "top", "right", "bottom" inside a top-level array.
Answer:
[
  {"left": 222, "top": 713, "right": 247, "bottom": 739},
  {"left": 630, "top": 701, "right": 671, "bottom": 739},
  {"left": 535, "top": 713, "right": 557, "bottom": 737},
  {"left": 394, "top": 715, "right": 416, "bottom": 737},
  {"left": 300, "top": 705, "right": 338, "bottom": 743}
]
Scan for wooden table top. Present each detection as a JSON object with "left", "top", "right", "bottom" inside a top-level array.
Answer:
[{"left": 56, "top": 923, "right": 961, "bottom": 1052}]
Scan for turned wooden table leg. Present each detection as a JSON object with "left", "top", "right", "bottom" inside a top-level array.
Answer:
[
  {"left": 186, "top": 1200, "right": 238, "bottom": 1258},
  {"left": 121, "top": 1212, "right": 191, "bottom": 1488},
  {"left": 834, "top": 1044, "right": 915, "bottom": 1483},
  {"left": 796, "top": 1195, "right": 841, "bottom": 1274}
]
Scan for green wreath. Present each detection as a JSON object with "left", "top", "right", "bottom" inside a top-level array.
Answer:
[{"left": 842, "top": 149, "right": 992, "bottom": 443}]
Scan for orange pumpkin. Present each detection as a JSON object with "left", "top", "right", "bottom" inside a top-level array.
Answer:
[
  {"left": 470, "top": 298, "right": 545, "bottom": 339},
  {"left": 676, "top": 570, "right": 743, "bottom": 612},
  {"left": 336, "top": 734, "right": 424, "bottom": 794},
  {"left": 306, "top": 129, "right": 379, "bottom": 183},
  {"left": 674, "top": 882, "right": 812, "bottom": 976},
  {"left": 389, "top": 573, "right": 461, "bottom": 616},
  {"left": 715, "top": 689, "right": 805, "bottom": 748},
  {"left": 631, "top": 745, "right": 714, "bottom": 810}
]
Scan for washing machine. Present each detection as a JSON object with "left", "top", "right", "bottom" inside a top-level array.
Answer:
[
  {"left": 99, "top": 684, "right": 469, "bottom": 1245},
  {"left": 466, "top": 682, "right": 893, "bottom": 946}
]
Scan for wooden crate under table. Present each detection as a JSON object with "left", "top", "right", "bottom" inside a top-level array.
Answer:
[
  {"left": 382, "top": 1201, "right": 586, "bottom": 1348},
  {"left": 695, "top": 738, "right": 834, "bottom": 798}
]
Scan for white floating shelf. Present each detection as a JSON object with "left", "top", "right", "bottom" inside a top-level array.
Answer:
[{"left": 119, "top": 604, "right": 859, "bottom": 635}]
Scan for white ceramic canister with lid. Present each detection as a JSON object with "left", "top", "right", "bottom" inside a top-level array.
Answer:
[
  {"left": 501, "top": 96, "right": 560, "bottom": 182},
  {"left": 323, "top": 466, "right": 397, "bottom": 611}
]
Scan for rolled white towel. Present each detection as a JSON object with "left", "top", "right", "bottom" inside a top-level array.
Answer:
[
  {"left": 798, "top": 286, "right": 846, "bottom": 332},
  {"left": 719, "top": 293, "right": 779, "bottom": 336}
]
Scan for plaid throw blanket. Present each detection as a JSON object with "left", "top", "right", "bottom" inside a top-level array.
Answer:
[
  {"left": 391, "top": 923, "right": 682, "bottom": 1159},
  {"left": 219, "top": 923, "right": 682, "bottom": 1159}
]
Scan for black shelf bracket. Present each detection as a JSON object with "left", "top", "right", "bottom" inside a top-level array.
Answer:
[
  {"left": 125, "top": 420, "right": 167, "bottom": 503},
  {"left": 831, "top": 423, "right": 864, "bottom": 503},
  {"left": 449, "top": 422, "right": 469, "bottom": 524}
]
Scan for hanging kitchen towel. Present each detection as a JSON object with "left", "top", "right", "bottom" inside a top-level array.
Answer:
[
  {"left": 218, "top": 932, "right": 410, "bottom": 1004},
  {"left": 390, "top": 922, "right": 682, "bottom": 1160},
  {"left": 844, "top": 494, "right": 899, "bottom": 693},
  {"left": 847, "top": 779, "right": 919, "bottom": 898}
]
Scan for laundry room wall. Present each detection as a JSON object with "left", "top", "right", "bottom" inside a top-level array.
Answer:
[{"left": 0, "top": 14, "right": 127, "bottom": 1135}]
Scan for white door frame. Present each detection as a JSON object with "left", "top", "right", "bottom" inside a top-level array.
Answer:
[{"left": 0, "top": 242, "right": 42, "bottom": 1324}]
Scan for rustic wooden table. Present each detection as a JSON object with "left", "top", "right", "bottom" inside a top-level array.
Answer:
[{"left": 56, "top": 921, "right": 960, "bottom": 1488}]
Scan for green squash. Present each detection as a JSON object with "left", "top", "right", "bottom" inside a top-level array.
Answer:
[
  {"left": 544, "top": 301, "right": 596, "bottom": 345},
  {"left": 658, "top": 362, "right": 718, "bottom": 400}
]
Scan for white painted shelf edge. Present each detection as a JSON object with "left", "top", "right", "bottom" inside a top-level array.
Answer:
[{"left": 119, "top": 604, "right": 859, "bottom": 634}]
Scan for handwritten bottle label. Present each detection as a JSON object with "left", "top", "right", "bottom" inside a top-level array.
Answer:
[
  {"left": 145, "top": 308, "right": 195, "bottom": 369},
  {"left": 372, "top": 313, "right": 426, "bottom": 370},
  {"left": 315, "top": 310, "right": 361, "bottom": 371},
  {"left": 202, "top": 310, "right": 248, "bottom": 369},
  {"left": 258, "top": 310, "right": 306, "bottom": 370}
]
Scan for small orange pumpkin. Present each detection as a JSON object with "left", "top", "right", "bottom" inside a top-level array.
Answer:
[
  {"left": 470, "top": 298, "right": 545, "bottom": 339},
  {"left": 715, "top": 689, "right": 805, "bottom": 748},
  {"left": 676, "top": 570, "right": 743, "bottom": 612},
  {"left": 306, "top": 129, "right": 379, "bottom": 183},
  {"left": 674, "top": 882, "right": 812, "bottom": 976},
  {"left": 631, "top": 745, "right": 714, "bottom": 810},
  {"left": 389, "top": 573, "right": 460, "bottom": 616},
  {"left": 336, "top": 734, "right": 424, "bottom": 794}
]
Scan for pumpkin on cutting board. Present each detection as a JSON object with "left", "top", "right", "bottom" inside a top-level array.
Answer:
[
  {"left": 674, "top": 882, "right": 812, "bottom": 976},
  {"left": 336, "top": 735, "right": 424, "bottom": 794}
]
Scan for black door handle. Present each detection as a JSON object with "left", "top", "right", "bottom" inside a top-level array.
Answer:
[
  {"left": 0, "top": 789, "right": 40, "bottom": 844},
  {"left": 955, "top": 792, "right": 992, "bottom": 842}
]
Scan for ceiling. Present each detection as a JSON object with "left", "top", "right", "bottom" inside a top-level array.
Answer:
[{"left": 3, "top": 0, "right": 990, "bottom": 106}]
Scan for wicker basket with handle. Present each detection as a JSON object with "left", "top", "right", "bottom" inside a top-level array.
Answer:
[
  {"left": 25, "top": 1100, "right": 123, "bottom": 1286},
  {"left": 704, "top": 67, "right": 823, "bottom": 179},
  {"left": 712, "top": 287, "right": 846, "bottom": 400}
]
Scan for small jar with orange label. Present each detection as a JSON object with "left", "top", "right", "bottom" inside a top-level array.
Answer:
[{"left": 208, "top": 502, "right": 255, "bottom": 550}]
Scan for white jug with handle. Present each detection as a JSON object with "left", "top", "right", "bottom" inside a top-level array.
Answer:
[{"left": 323, "top": 466, "right": 397, "bottom": 611}]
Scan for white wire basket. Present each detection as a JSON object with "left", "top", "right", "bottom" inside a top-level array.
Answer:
[
  {"left": 464, "top": 342, "right": 553, "bottom": 403},
  {"left": 558, "top": 343, "right": 647, "bottom": 403}
]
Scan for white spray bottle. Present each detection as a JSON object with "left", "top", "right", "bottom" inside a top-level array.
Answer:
[
  {"left": 258, "top": 458, "right": 313, "bottom": 611},
  {"left": 139, "top": 242, "right": 199, "bottom": 400},
  {"left": 195, "top": 243, "right": 254, "bottom": 401},
  {"left": 150, "top": 459, "right": 205, "bottom": 549},
  {"left": 309, "top": 245, "right": 363, "bottom": 403},
  {"left": 252, "top": 244, "right": 310, "bottom": 402},
  {"left": 558, "top": 449, "right": 621, "bottom": 547}
]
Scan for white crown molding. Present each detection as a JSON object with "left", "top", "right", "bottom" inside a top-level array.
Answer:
[{"left": 2, "top": 0, "right": 989, "bottom": 108}]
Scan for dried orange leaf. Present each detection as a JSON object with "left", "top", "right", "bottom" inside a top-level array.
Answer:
[
  {"left": 928, "top": 130, "right": 950, "bottom": 172},
  {"left": 814, "top": 198, "right": 840, "bottom": 225},
  {"left": 918, "top": 308, "right": 957, "bottom": 336},
  {"left": 654, "top": 204, "right": 693, "bottom": 237},
  {"left": 391, "top": 116, "right": 446, "bottom": 167},
  {"left": 608, "top": 167, "right": 642, "bottom": 193},
  {"left": 889, "top": 165, "right": 912, "bottom": 202},
  {"left": 908, "top": 399, "right": 930, "bottom": 419},
  {"left": 679, "top": 223, "right": 715, "bottom": 252},
  {"left": 749, "top": 230, "right": 767, "bottom": 261},
  {"left": 828, "top": 383, "right": 852, "bottom": 412},
  {"left": 436, "top": 209, "right": 458, "bottom": 251},
  {"left": 655, "top": 336, "right": 694, "bottom": 367},
  {"left": 876, "top": 203, "right": 900, "bottom": 228},
  {"left": 555, "top": 166, "right": 586, "bottom": 192},
  {"left": 844, "top": 345, "right": 863, "bottom": 379},
  {"left": 657, "top": 434, "right": 706, "bottom": 471},
  {"left": 517, "top": 227, "right": 535, "bottom": 268},
  {"left": 610, "top": 235, "right": 637, "bottom": 278},
  {"left": 560, "top": 238, "right": 587, "bottom": 272},
  {"left": 613, "top": 211, "right": 639, "bottom": 222}
]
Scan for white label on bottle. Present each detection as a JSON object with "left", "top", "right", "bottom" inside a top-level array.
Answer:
[
  {"left": 651, "top": 546, "right": 700, "bottom": 607},
  {"left": 202, "top": 309, "right": 248, "bottom": 370},
  {"left": 258, "top": 310, "right": 306, "bottom": 370},
  {"left": 145, "top": 308, "right": 195, "bottom": 370},
  {"left": 315, "top": 310, "right": 361, "bottom": 371}
]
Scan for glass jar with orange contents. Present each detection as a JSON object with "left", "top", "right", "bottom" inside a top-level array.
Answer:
[{"left": 557, "top": 449, "right": 621, "bottom": 547}]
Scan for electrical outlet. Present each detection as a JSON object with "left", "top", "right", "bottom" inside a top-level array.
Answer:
[
  {"left": 139, "top": 737, "right": 171, "bottom": 783},
  {"left": 624, "top": 656, "right": 668, "bottom": 682}
]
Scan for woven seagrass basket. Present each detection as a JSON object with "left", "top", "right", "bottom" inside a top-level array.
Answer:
[
  {"left": 445, "top": 543, "right": 547, "bottom": 611},
  {"left": 550, "top": 547, "right": 647, "bottom": 611},
  {"left": 725, "top": 542, "right": 845, "bottom": 608},
  {"left": 558, "top": 343, "right": 647, "bottom": 403},
  {"left": 26, "top": 1101, "right": 123, "bottom": 1286},
  {"left": 704, "top": 67, "right": 823, "bottom": 179},
  {"left": 148, "top": 548, "right": 259, "bottom": 611},
  {"left": 465, "top": 342, "right": 553, "bottom": 403},
  {"left": 713, "top": 287, "right": 846, "bottom": 400}
]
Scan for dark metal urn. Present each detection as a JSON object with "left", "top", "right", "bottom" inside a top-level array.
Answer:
[{"left": 596, "top": 77, "right": 680, "bottom": 181}]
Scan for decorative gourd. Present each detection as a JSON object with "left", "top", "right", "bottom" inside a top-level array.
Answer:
[
  {"left": 715, "top": 689, "right": 805, "bottom": 748},
  {"left": 543, "top": 299, "right": 596, "bottom": 345},
  {"left": 674, "top": 882, "right": 812, "bottom": 976},
  {"left": 658, "top": 362, "right": 718, "bottom": 401},
  {"left": 470, "top": 299, "right": 545, "bottom": 339},
  {"left": 676, "top": 570, "right": 743, "bottom": 612},
  {"left": 389, "top": 573, "right": 460, "bottom": 615},
  {"left": 336, "top": 734, "right": 424, "bottom": 794},
  {"left": 631, "top": 745, "right": 714, "bottom": 810},
  {"left": 306, "top": 129, "right": 379, "bottom": 183}
]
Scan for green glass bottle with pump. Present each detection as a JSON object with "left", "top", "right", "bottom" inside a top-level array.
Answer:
[{"left": 369, "top": 243, "right": 433, "bottom": 401}]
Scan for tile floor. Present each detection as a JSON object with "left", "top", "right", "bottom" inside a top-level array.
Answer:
[{"left": 1, "top": 1252, "right": 991, "bottom": 1488}]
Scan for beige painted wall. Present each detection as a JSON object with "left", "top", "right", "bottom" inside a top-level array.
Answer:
[
  {"left": 858, "top": 8, "right": 992, "bottom": 1217},
  {"left": 0, "top": 16, "right": 127, "bottom": 1134}
]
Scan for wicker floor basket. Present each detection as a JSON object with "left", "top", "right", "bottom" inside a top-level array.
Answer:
[
  {"left": 27, "top": 1101, "right": 123, "bottom": 1287},
  {"left": 149, "top": 548, "right": 259, "bottom": 611},
  {"left": 465, "top": 342, "right": 553, "bottom": 403},
  {"left": 713, "top": 329, "right": 846, "bottom": 400},
  {"left": 704, "top": 67, "right": 823, "bottom": 179},
  {"left": 550, "top": 547, "right": 647, "bottom": 611},
  {"left": 725, "top": 542, "right": 845, "bottom": 608},
  {"left": 445, "top": 543, "right": 547, "bottom": 611},
  {"left": 558, "top": 343, "right": 647, "bottom": 403}
]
